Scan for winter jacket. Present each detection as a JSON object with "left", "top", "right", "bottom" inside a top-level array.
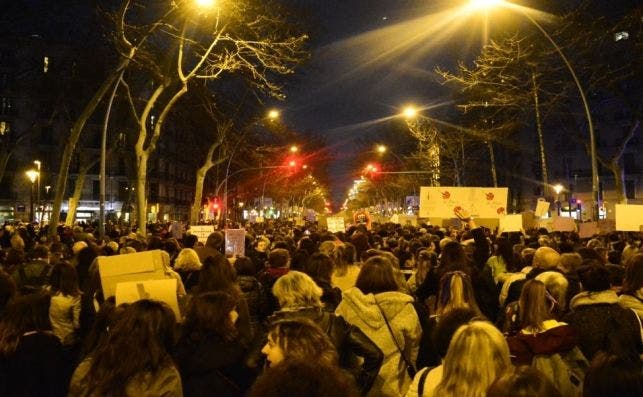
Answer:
[
  {"left": 563, "top": 290, "right": 642, "bottom": 361},
  {"left": 0, "top": 331, "right": 68, "bottom": 397},
  {"left": 336, "top": 288, "right": 422, "bottom": 397},
  {"left": 404, "top": 365, "right": 443, "bottom": 397},
  {"left": 68, "top": 358, "right": 183, "bottom": 397},
  {"left": 269, "top": 307, "right": 384, "bottom": 395},
  {"left": 257, "top": 267, "right": 289, "bottom": 314},
  {"left": 618, "top": 289, "right": 643, "bottom": 320},
  {"left": 174, "top": 334, "right": 255, "bottom": 397},
  {"left": 506, "top": 320, "right": 578, "bottom": 365},
  {"left": 332, "top": 265, "right": 361, "bottom": 292},
  {"left": 49, "top": 292, "right": 81, "bottom": 346},
  {"left": 238, "top": 275, "right": 269, "bottom": 332}
]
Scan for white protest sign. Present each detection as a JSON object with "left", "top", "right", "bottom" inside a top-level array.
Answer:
[
  {"left": 189, "top": 225, "right": 215, "bottom": 244},
  {"left": 115, "top": 279, "right": 181, "bottom": 321},
  {"left": 398, "top": 214, "right": 418, "bottom": 226},
  {"left": 552, "top": 217, "right": 577, "bottom": 232},
  {"left": 499, "top": 214, "right": 523, "bottom": 232},
  {"left": 615, "top": 204, "right": 643, "bottom": 231},
  {"left": 225, "top": 229, "right": 246, "bottom": 257},
  {"left": 534, "top": 200, "right": 551, "bottom": 218},
  {"left": 578, "top": 222, "right": 599, "bottom": 239},
  {"left": 98, "top": 250, "right": 168, "bottom": 298},
  {"left": 419, "top": 187, "right": 508, "bottom": 219},
  {"left": 326, "top": 217, "right": 346, "bottom": 233}
]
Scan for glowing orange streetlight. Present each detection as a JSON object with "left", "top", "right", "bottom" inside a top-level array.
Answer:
[
  {"left": 267, "top": 109, "right": 280, "bottom": 120},
  {"left": 290, "top": 145, "right": 299, "bottom": 153},
  {"left": 402, "top": 105, "right": 418, "bottom": 119}
]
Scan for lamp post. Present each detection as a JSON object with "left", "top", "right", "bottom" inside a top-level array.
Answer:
[
  {"left": 466, "top": 0, "right": 599, "bottom": 220},
  {"left": 33, "top": 160, "right": 41, "bottom": 223},
  {"left": 26, "top": 169, "right": 39, "bottom": 223},
  {"left": 554, "top": 183, "right": 563, "bottom": 216}
]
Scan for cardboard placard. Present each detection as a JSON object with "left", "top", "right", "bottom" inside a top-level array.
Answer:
[
  {"left": 189, "top": 225, "right": 215, "bottom": 244},
  {"left": 397, "top": 214, "right": 418, "bottom": 226},
  {"left": 98, "top": 250, "right": 168, "bottom": 298},
  {"left": 538, "top": 218, "right": 554, "bottom": 232},
  {"left": 615, "top": 204, "right": 643, "bottom": 231},
  {"left": 419, "top": 187, "right": 509, "bottom": 219},
  {"left": 115, "top": 279, "right": 181, "bottom": 321},
  {"left": 225, "top": 229, "right": 246, "bottom": 257},
  {"left": 597, "top": 219, "right": 615, "bottom": 234},
  {"left": 326, "top": 217, "right": 346, "bottom": 233},
  {"left": 578, "top": 222, "right": 599, "bottom": 239},
  {"left": 552, "top": 217, "right": 577, "bottom": 232},
  {"left": 521, "top": 211, "right": 536, "bottom": 230},
  {"left": 534, "top": 200, "right": 551, "bottom": 218},
  {"left": 499, "top": 214, "right": 523, "bottom": 232}
]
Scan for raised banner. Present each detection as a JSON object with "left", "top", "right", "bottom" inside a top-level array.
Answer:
[
  {"left": 419, "top": 187, "right": 508, "bottom": 219},
  {"left": 97, "top": 250, "right": 168, "bottom": 298},
  {"left": 326, "top": 217, "right": 346, "bottom": 233},
  {"left": 534, "top": 200, "right": 551, "bottom": 218},
  {"left": 552, "top": 217, "right": 577, "bottom": 232},
  {"left": 578, "top": 222, "right": 599, "bottom": 239},
  {"left": 116, "top": 279, "right": 181, "bottom": 321},
  {"left": 499, "top": 214, "right": 523, "bottom": 232},
  {"left": 225, "top": 229, "right": 246, "bottom": 257},
  {"left": 189, "top": 225, "right": 215, "bottom": 244},
  {"left": 615, "top": 204, "right": 643, "bottom": 231}
]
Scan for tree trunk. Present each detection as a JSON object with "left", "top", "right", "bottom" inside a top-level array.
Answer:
[
  {"left": 487, "top": 141, "right": 498, "bottom": 187},
  {"left": 609, "top": 162, "right": 626, "bottom": 205},
  {"left": 65, "top": 173, "right": 86, "bottom": 227},
  {"left": 532, "top": 72, "right": 549, "bottom": 195},
  {"left": 190, "top": 168, "right": 207, "bottom": 224},
  {"left": 48, "top": 59, "right": 130, "bottom": 239},
  {"left": 136, "top": 152, "right": 148, "bottom": 235},
  {"left": 0, "top": 150, "right": 10, "bottom": 187}
]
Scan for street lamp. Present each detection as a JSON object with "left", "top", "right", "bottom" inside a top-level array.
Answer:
[
  {"left": 26, "top": 169, "right": 39, "bottom": 223},
  {"left": 267, "top": 109, "right": 280, "bottom": 121},
  {"left": 290, "top": 145, "right": 299, "bottom": 153},
  {"left": 402, "top": 105, "right": 418, "bottom": 119},
  {"left": 376, "top": 144, "right": 387, "bottom": 154},
  {"left": 553, "top": 183, "right": 563, "bottom": 215},
  {"left": 465, "top": 0, "right": 599, "bottom": 220},
  {"left": 34, "top": 160, "right": 41, "bottom": 223}
]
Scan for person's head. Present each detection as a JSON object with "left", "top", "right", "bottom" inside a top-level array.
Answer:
[
  {"left": 534, "top": 271, "right": 568, "bottom": 312},
  {"left": 532, "top": 247, "right": 560, "bottom": 270},
  {"left": 0, "top": 293, "right": 51, "bottom": 355},
  {"left": 355, "top": 255, "right": 398, "bottom": 294},
  {"left": 248, "top": 360, "right": 360, "bottom": 397},
  {"left": 233, "top": 256, "right": 256, "bottom": 277},
  {"left": 431, "top": 308, "right": 481, "bottom": 359},
  {"left": 494, "top": 236, "right": 515, "bottom": 267},
  {"left": 197, "top": 254, "right": 238, "bottom": 294},
  {"left": 583, "top": 352, "right": 643, "bottom": 397},
  {"left": 183, "top": 234, "right": 198, "bottom": 248},
  {"left": 81, "top": 297, "right": 126, "bottom": 357},
  {"left": 578, "top": 264, "right": 610, "bottom": 292},
  {"left": 436, "top": 321, "right": 512, "bottom": 397},
  {"left": 83, "top": 300, "right": 176, "bottom": 395},
  {"left": 205, "top": 231, "right": 225, "bottom": 251},
  {"left": 174, "top": 248, "right": 202, "bottom": 272},
  {"left": 0, "top": 271, "right": 17, "bottom": 315},
  {"left": 415, "top": 250, "right": 438, "bottom": 285},
  {"left": 440, "top": 241, "right": 469, "bottom": 271},
  {"left": 520, "top": 248, "right": 536, "bottom": 268},
  {"left": 272, "top": 271, "right": 322, "bottom": 309},
  {"left": 262, "top": 319, "right": 337, "bottom": 367},
  {"left": 268, "top": 248, "right": 290, "bottom": 269},
  {"left": 256, "top": 237, "right": 270, "bottom": 253},
  {"left": 48, "top": 261, "right": 81, "bottom": 297},
  {"left": 622, "top": 253, "right": 643, "bottom": 296},
  {"left": 304, "top": 253, "right": 334, "bottom": 283},
  {"left": 558, "top": 252, "right": 583, "bottom": 274},
  {"left": 487, "top": 366, "right": 562, "bottom": 397},
  {"left": 183, "top": 291, "right": 238, "bottom": 342},
  {"left": 437, "top": 271, "right": 481, "bottom": 316},
  {"left": 519, "top": 280, "right": 553, "bottom": 331},
  {"left": 30, "top": 244, "right": 49, "bottom": 261}
]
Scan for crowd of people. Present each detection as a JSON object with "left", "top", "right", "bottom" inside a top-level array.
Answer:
[{"left": 0, "top": 216, "right": 642, "bottom": 396}]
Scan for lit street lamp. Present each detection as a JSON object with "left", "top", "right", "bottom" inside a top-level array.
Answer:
[
  {"left": 554, "top": 183, "right": 563, "bottom": 215},
  {"left": 465, "top": 0, "right": 599, "bottom": 220},
  {"left": 290, "top": 145, "right": 299, "bottom": 153},
  {"left": 267, "top": 109, "right": 280, "bottom": 121},
  {"left": 34, "top": 160, "right": 41, "bottom": 223},
  {"left": 26, "top": 169, "right": 39, "bottom": 223}
]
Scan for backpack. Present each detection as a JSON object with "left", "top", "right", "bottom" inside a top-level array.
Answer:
[{"left": 532, "top": 347, "right": 589, "bottom": 397}]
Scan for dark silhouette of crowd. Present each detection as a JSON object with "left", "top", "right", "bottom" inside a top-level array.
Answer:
[{"left": 0, "top": 218, "right": 641, "bottom": 397}]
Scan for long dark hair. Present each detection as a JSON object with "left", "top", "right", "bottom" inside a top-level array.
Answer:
[
  {"left": 494, "top": 236, "right": 516, "bottom": 271},
  {"left": 182, "top": 292, "right": 238, "bottom": 343},
  {"left": 0, "top": 293, "right": 52, "bottom": 355},
  {"left": 196, "top": 255, "right": 240, "bottom": 298},
  {"left": 49, "top": 261, "right": 81, "bottom": 297},
  {"left": 82, "top": 300, "right": 176, "bottom": 395}
]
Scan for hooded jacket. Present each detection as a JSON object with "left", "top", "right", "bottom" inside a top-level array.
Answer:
[
  {"left": 336, "top": 288, "right": 422, "bottom": 397},
  {"left": 563, "top": 290, "right": 641, "bottom": 360},
  {"left": 618, "top": 289, "right": 643, "bottom": 320}
]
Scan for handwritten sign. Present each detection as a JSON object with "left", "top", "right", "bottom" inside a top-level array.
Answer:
[
  {"left": 534, "top": 200, "right": 551, "bottom": 218},
  {"left": 552, "top": 217, "right": 577, "bottom": 232},
  {"left": 116, "top": 279, "right": 181, "bottom": 321},
  {"left": 189, "top": 225, "right": 215, "bottom": 244},
  {"left": 326, "top": 217, "right": 346, "bottom": 233},
  {"left": 97, "top": 250, "right": 168, "bottom": 298},
  {"left": 615, "top": 204, "right": 643, "bottom": 231},
  {"left": 419, "top": 187, "right": 509, "bottom": 219},
  {"left": 499, "top": 214, "right": 523, "bottom": 232},
  {"left": 225, "top": 229, "right": 246, "bottom": 257}
]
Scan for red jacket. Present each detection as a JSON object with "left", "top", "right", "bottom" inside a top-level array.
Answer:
[{"left": 507, "top": 322, "right": 578, "bottom": 365}]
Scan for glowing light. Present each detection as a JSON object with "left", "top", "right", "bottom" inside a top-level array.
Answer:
[
  {"left": 26, "top": 169, "right": 39, "bottom": 183},
  {"left": 376, "top": 145, "right": 387, "bottom": 154},
  {"left": 288, "top": 160, "right": 297, "bottom": 167},
  {"left": 267, "top": 109, "right": 280, "bottom": 120},
  {"left": 467, "top": 0, "right": 505, "bottom": 11},
  {"left": 553, "top": 184, "right": 563, "bottom": 194},
  {"left": 290, "top": 145, "right": 299, "bottom": 153},
  {"left": 195, "top": 0, "right": 216, "bottom": 8},
  {"left": 402, "top": 106, "right": 418, "bottom": 119}
]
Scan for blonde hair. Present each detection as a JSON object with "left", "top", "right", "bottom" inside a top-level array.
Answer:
[
  {"left": 436, "top": 271, "right": 482, "bottom": 316},
  {"left": 269, "top": 319, "right": 338, "bottom": 366},
  {"left": 272, "top": 271, "right": 323, "bottom": 309},
  {"left": 174, "top": 248, "right": 202, "bottom": 272},
  {"left": 435, "top": 321, "right": 511, "bottom": 397},
  {"left": 532, "top": 247, "right": 561, "bottom": 270},
  {"left": 519, "top": 279, "right": 551, "bottom": 332},
  {"left": 535, "top": 271, "right": 568, "bottom": 312}
]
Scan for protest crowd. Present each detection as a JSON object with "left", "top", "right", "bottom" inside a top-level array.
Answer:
[{"left": 0, "top": 215, "right": 641, "bottom": 397}]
